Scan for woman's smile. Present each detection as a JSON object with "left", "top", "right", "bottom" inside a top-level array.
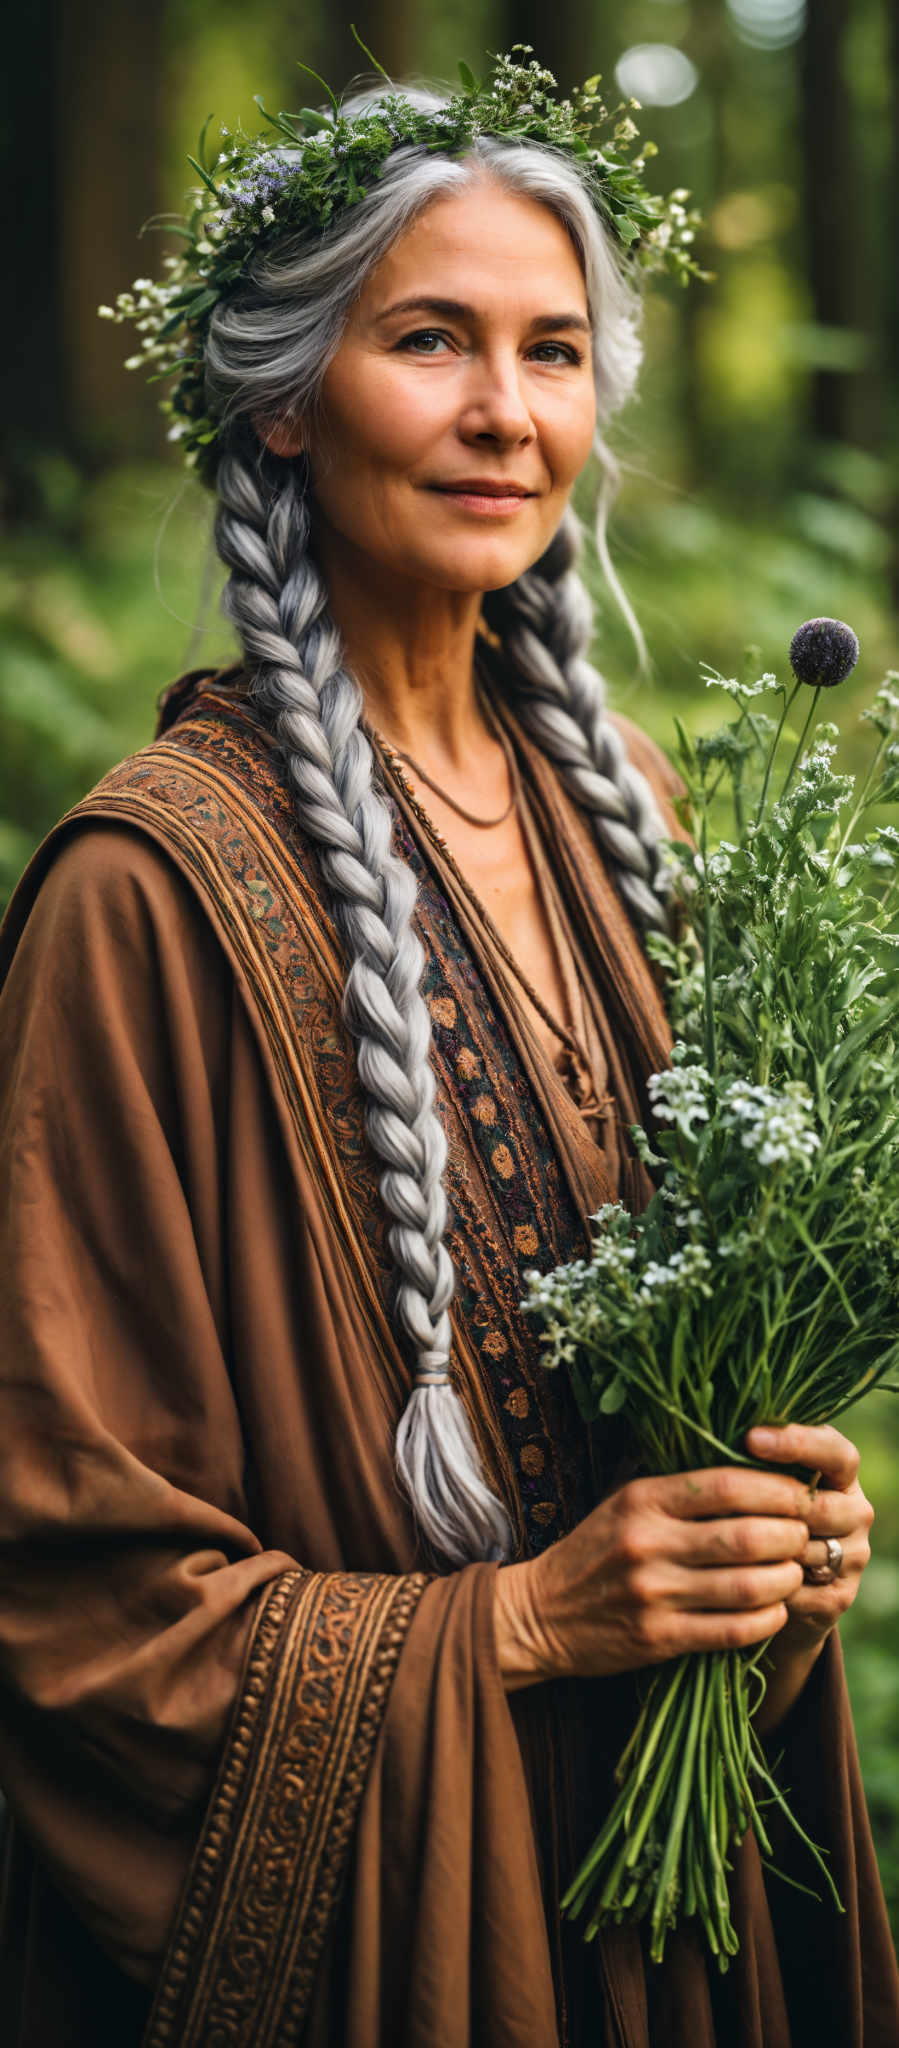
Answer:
[{"left": 427, "top": 479, "right": 537, "bottom": 516}]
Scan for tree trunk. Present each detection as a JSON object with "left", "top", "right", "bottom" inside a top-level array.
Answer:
[
  {"left": 499, "top": 0, "right": 597, "bottom": 98},
  {"left": 291, "top": 2, "right": 380, "bottom": 92},
  {"left": 886, "top": 0, "right": 899, "bottom": 615},
  {"left": 798, "top": 0, "right": 859, "bottom": 446},
  {"left": 0, "top": 0, "right": 66, "bottom": 513},
  {"left": 358, "top": 1, "right": 418, "bottom": 81},
  {"left": 56, "top": 0, "right": 168, "bottom": 466},
  {"left": 677, "top": 0, "right": 730, "bottom": 493}
]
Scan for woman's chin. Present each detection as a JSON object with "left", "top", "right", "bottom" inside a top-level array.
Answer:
[{"left": 393, "top": 539, "right": 549, "bottom": 595}]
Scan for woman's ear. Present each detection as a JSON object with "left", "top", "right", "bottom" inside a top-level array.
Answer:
[{"left": 252, "top": 412, "right": 305, "bottom": 459}]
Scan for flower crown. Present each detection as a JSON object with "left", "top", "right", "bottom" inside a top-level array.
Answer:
[{"left": 99, "top": 34, "right": 707, "bottom": 481}]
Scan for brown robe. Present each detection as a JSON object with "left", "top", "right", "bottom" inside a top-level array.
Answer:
[{"left": 0, "top": 667, "right": 895, "bottom": 2047}]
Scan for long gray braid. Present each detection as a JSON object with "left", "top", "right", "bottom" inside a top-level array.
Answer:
[{"left": 484, "top": 504, "right": 670, "bottom": 933}]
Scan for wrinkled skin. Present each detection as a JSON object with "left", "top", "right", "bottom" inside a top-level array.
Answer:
[{"left": 497, "top": 1423, "right": 873, "bottom": 1729}]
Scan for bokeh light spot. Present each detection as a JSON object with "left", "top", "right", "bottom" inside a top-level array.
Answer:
[
  {"left": 726, "top": 0, "right": 807, "bottom": 50},
  {"left": 614, "top": 44, "right": 699, "bottom": 108}
]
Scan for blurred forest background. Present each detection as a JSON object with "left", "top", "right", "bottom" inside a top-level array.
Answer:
[{"left": 2, "top": 0, "right": 898, "bottom": 1938}]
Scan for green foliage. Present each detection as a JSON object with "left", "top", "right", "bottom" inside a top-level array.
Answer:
[
  {"left": 524, "top": 650, "right": 899, "bottom": 1960},
  {"left": 0, "top": 463, "right": 231, "bottom": 901}
]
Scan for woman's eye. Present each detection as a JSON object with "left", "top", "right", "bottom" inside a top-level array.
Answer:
[
  {"left": 399, "top": 329, "right": 451, "bottom": 354},
  {"left": 530, "top": 341, "right": 585, "bottom": 366}
]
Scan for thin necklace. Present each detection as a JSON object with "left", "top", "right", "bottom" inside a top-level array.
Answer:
[
  {"left": 376, "top": 720, "right": 580, "bottom": 1057},
  {"left": 387, "top": 741, "right": 516, "bottom": 828}
]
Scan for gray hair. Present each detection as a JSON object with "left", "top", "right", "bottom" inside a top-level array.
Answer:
[{"left": 208, "top": 83, "right": 669, "bottom": 1568}]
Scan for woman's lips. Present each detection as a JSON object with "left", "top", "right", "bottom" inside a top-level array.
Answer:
[{"left": 430, "top": 486, "right": 534, "bottom": 516}]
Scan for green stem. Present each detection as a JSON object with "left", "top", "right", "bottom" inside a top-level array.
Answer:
[
  {"left": 623, "top": 1659, "right": 689, "bottom": 1810},
  {"left": 778, "top": 685, "right": 822, "bottom": 806},
  {"left": 714, "top": 1655, "right": 750, "bottom": 1836},
  {"left": 707, "top": 699, "right": 751, "bottom": 807},
  {"left": 621, "top": 1680, "right": 692, "bottom": 1874},
  {"left": 828, "top": 730, "right": 887, "bottom": 876},
  {"left": 699, "top": 798, "right": 718, "bottom": 1077},
  {"left": 754, "top": 682, "right": 801, "bottom": 828},
  {"left": 683, "top": 1808, "right": 698, "bottom": 1921},
  {"left": 748, "top": 1737, "right": 845, "bottom": 1914},
  {"left": 649, "top": 1660, "right": 708, "bottom": 1960}
]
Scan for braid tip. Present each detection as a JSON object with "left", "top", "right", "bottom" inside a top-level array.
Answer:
[{"left": 395, "top": 1377, "right": 514, "bottom": 1568}]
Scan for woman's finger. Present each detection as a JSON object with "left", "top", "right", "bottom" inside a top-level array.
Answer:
[
  {"left": 670, "top": 1514, "right": 808, "bottom": 1567},
  {"left": 799, "top": 1528, "right": 869, "bottom": 1580},
  {"left": 802, "top": 1487, "right": 872, "bottom": 1539},
  {"left": 679, "top": 1602, "right": 790, "bottom": 1653},
  {"left": 658, "top": 1467, "right": 811, "bottom": 1522},
  {"left": 670, "top": 1558, "right": 805, "bottom": 1612},
  {"left": 746, "top": 1422, "right": 859, "bottom": 1489}
]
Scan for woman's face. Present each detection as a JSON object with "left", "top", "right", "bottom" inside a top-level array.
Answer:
[{"left": 272, "top": 180, "right": 597, "bottom": 596}]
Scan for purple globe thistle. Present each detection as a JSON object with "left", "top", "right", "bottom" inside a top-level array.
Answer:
[{"left": 789, "top": 618, "right": 859, "bottom": 689}]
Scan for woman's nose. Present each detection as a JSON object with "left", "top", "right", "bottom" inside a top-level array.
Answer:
[{"left": 460, "top": 353, "right": 537, "bottom": 443}]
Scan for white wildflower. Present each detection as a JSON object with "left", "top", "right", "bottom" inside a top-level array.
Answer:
[
  {"left": 721, "top": 1080, "right": 820, "bottom": 1171},
  {"left": 637, "top": 1243, "right": 712, "bottom": 1303},
  {"left": 648, "top": 1064, "right": 713, "bottom": 1137}
]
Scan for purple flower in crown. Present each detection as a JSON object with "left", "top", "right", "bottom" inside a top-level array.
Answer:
[
  {"left": 229, "top": 152, "right": 299, "bottom": 215},
  {"left": 789, "top": 618, "right": 860, "bottom": 689}
]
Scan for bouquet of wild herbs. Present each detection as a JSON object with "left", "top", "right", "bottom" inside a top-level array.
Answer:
[{"left": 523, "top": 621, "right": 899, "bottom": 1966}]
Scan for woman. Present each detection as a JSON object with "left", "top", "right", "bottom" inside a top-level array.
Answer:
[{"left": 0, "top": 52, "right": 896, "bottom": 2048}]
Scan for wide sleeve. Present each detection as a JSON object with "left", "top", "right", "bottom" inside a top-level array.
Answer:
[{"left": 0, "top": 824, "right": 561, "bottom": 2048}]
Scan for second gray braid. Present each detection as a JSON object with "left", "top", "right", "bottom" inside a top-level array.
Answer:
[{"left": 483, "top": 505, "right": 670, "bottom": 933}]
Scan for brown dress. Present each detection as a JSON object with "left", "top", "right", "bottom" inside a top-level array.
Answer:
[{"left": 0, "top": 666, "right": 895, "bottom": 2047}]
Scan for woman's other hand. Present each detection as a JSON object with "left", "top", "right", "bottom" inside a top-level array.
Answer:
[
  {"left": 493, "top": 1463, "right": 813, "bottom": 1690},
  {"left": 743, "top": 1422, "right": 873, "bottom": 1732}
]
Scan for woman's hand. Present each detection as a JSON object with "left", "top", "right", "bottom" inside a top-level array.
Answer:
[
  {"left": 743, "top": 1422, "right": 873, "bottom": 1733},
  {"left": 493, "top": 1463, "right": 813, "bottom": 1691}
]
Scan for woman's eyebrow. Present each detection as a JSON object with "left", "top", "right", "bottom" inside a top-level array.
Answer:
[{"left": 373, "top": 294, "right": 592, "bottom": 335}]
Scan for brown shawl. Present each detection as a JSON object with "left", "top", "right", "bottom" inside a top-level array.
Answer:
[{"left": 0, "top": 668, "right": 895, "bottom": 2047}]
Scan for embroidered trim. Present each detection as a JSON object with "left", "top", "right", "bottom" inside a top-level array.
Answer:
[{"left": 143, "top": 1567, "right": 427, "bottom": 2045}]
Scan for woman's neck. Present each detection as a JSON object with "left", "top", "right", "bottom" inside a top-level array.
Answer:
[{"left": 311, "top": 518, "right": 490, "bottom": 767}]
